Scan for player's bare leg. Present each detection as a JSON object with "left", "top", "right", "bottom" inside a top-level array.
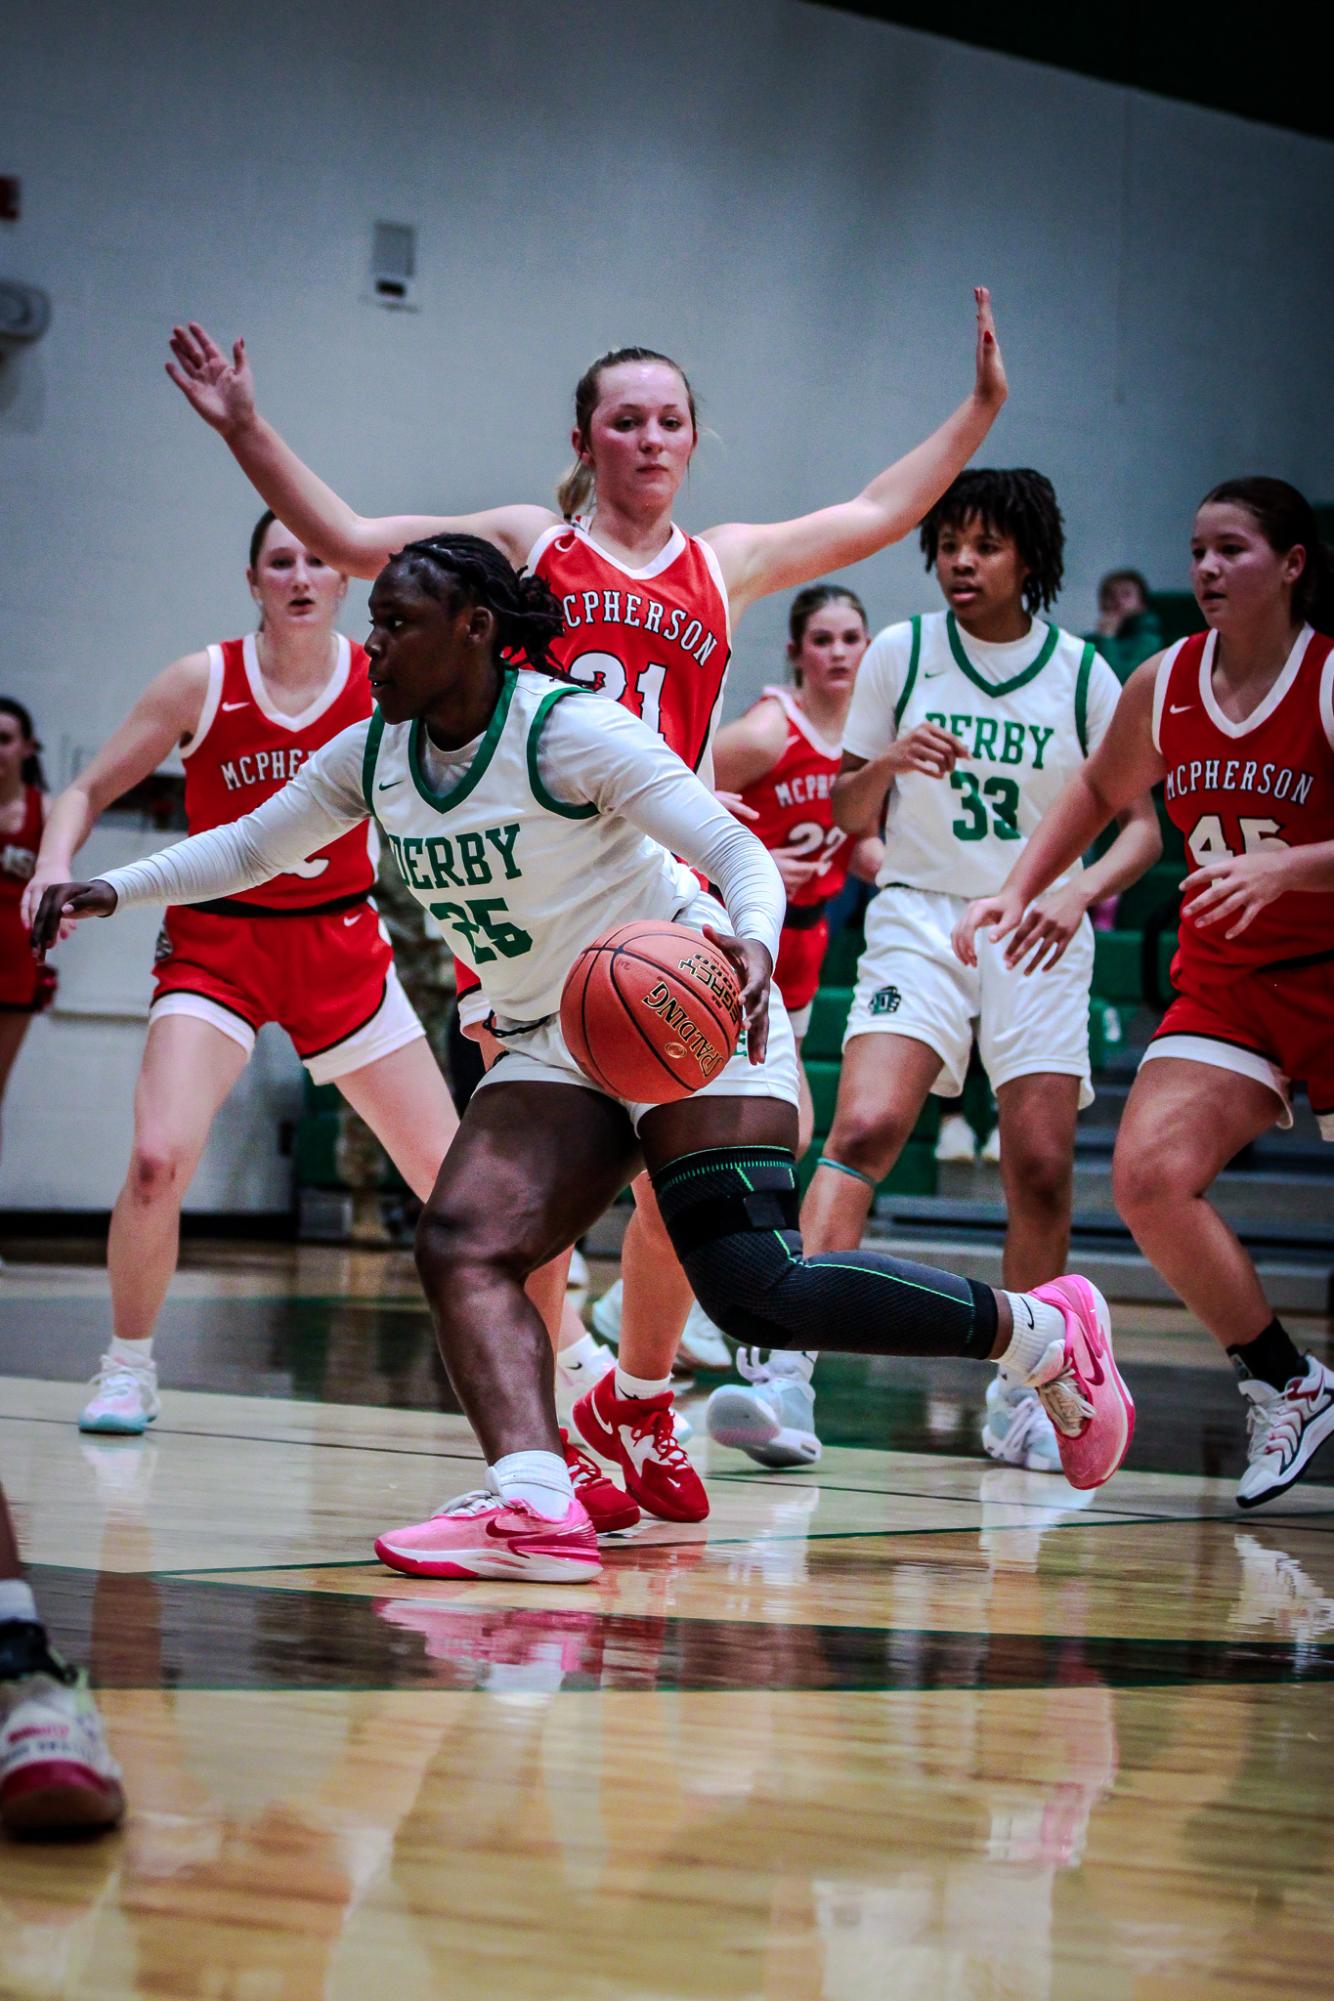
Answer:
[
  {"left": 800, "top": 1033, "right": 942, "bottom": 1251},
  {"left": 993, "top": 1073, "right": 1081, "bottom": 1289},
  {"left": 0, "top": 1013, "right": 33, "bottom": 1178},
  {"left": 107, "top": 1015, "right": 250, "bottom": 1345},
  {"left": 334, "top": 1037, "right": 458, "bottom": 1201},
  {"left": 1114, "top": 1056, "right": 1329, "bottom": 1506},
  {"left": 1113, "top": 1059, "right": 1279, "bottom": 1346}
]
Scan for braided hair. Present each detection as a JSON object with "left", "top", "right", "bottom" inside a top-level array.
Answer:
[
  {"left": 393, "top": 533, "right": 567, "bottom": 674},
  {"left": 920, "top": 468, "right": 1065, "bottom": 615}
]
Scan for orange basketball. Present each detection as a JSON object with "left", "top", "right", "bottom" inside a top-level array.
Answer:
[{"left": 560, "top": 920, "right": 743, "bottom": 1105}]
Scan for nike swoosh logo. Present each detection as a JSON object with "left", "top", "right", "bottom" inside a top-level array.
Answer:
[
  {"left": 1168, "top": 704, "right": 1192, "bottom": 714},
  {"left": 378, "top": 778, "right": 404, "bottom": 791},
  {"left": 220, "top": 701, "right": 248, "bottom": 712},
  {"left": 342, "top": 912, "right": 362, "bottom": 926},
  {"left": 619, "top": 1423, "right": 659, "bottom": 1474},
  {"left": 484, "top": 1515, "right": 580, "bottom": 1548},
  {"left": 923, "top": 670, "right": 946, "bottom": 679},
  {"left": 1077, "top": 1330, "right": 1105, "bottom": 1387},
  {"left": 1021, "top": 1299, "right": 1035, "bottom": 1329}
]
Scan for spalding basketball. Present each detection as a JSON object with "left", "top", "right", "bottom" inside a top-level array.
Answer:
[{"left": 560, "top": 920, "right": 743, "bottom": 1104}]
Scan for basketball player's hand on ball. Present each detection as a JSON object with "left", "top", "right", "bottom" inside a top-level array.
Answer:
[
  {"left": 1181, "top": 848, "right": 1291, "bottom": 938},
  {"left": 973, "top": 287, "right": 1007, "bottom": 410},
  {"left": 890, "top": 722, "right": 969, "bottom": 780},
  {"left": 166, "top": 323, "right": 256, "bottom": 437},
  {"left": 953, "top": 888, "right": 1024, "bottom": 968},
  {"left": 30, "top": 881, "right": 118, "bottom": 958},
  {"left": 702, "top": 926, "right": 772, "bottom": 1063}
]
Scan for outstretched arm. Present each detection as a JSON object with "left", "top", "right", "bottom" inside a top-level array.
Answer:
[
  {"left": 31, "top": 723, "right": 371, "bottom": 953},
  {"left": 166, "top": 324, "right": 553, "bottom": 576},
  {"left": 705, "top": 290, "right": 1007, "bottom": 616},
  {"left": 22, "top": 653, "right": 210, "bottom": 929}
]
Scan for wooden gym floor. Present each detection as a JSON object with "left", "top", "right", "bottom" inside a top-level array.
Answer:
[{"left": 1, "top": 1240, "right": 1332, "bottom": 2000}]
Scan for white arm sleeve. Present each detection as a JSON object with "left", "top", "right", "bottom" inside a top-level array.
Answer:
[
  {"left": 98, "top": 722, "right": 371, "bottom": 909},
  {"left": 841, "top": 622, "right": 910, "bottom": 762},
  {"left": 540, "top": 697, "right": 786, "bottom": 961}
]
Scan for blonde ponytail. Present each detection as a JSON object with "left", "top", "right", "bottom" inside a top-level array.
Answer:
[{"left": 556, "top": 457, "right": 595, "bottom": 521}]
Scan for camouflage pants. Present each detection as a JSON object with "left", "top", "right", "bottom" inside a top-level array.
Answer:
[{"left": 336, "top": 861, "right": 456, "bottom": 1193}]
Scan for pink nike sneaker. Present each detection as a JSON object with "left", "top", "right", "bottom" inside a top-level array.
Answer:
[
  {"left": 373, "top": 1489, "right": 601, "bottom": 1583},
  {"left": 1025, "top": 1276, "right": 1134, "bottom": 1490}
]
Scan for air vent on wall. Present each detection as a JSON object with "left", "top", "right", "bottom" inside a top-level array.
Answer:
[{"left": 369, "top": 222, "right": 417, "bottom": 311}]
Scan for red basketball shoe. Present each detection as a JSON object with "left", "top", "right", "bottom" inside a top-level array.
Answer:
[
  {"left": 572, "top": 1373, "right": 709, "bottom": 1522},
  {"left": 561, "top": 1429, "right": 641, "bottom": 1533}
]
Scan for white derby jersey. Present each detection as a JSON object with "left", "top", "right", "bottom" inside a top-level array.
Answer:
[
  {"left": 362, "top": 669, "right": 713, "bottom": 1025},
  {"left": 843, "top": 610, "right": 1120, "bottom": 897}
]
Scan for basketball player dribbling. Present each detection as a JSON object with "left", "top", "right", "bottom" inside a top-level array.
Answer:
[
  {"left": 956, "top": 477, "right": 1334, "bottom": 1508},
  {"left": 164, "top": 288, "right": 1008, "bottom": 1526},
  {"left": 25, "top": 514, "right": 458, "bottom": 1434},
  {"left": 35, "top": 536, "right": 1135, "bottom": 1582},
  {"left": 791, "top": 471, "right": 1161, "bottom": 1474}
]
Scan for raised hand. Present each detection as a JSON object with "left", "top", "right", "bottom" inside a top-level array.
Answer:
[
  {"left": 973, "top": 287, "right": 1007, "bottom": 410},
  {"left": 165, "top": 322, "right": 255, "bottom": 437},
  {"left": 31, "top": 880, "right": 118, "bottom": 958}
]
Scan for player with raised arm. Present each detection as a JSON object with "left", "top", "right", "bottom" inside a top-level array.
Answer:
[
  {"left": 35, "top": 537, "right": 1134, "bottom": 1581},
  {"left": 162, "top": 291, "right": 1008, "bottom": 1525},
  {"left": 955, "top": 477, "right": 1334, "bottom": 1507},
  {"left": 25, "top": 515, "right": 458, "bottom": 1435}
]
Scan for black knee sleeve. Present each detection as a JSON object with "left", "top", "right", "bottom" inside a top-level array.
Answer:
[{"left": 651, "top": 1146, "right": 996, "bottom": 1361}]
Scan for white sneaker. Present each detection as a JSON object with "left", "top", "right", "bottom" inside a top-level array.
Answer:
[
  {"left": 980, "top": 1125, "right": 1002, "bottom": 1165},
  {"left": 706, "top": 1350, "right": 821, "bottom": 1468},
  {"left": 934, "top": 1114, "right": 977, "bottom": 1164},
  {"left": 554, "top": 1338, "right": 617, "bottom": 1422},
  {"left": 676, "top": 1301, "right": 732, "bottom": 1372},
  {"left": 79, "top": 1354, "right": 160, "bottom": 1435},
  {"left": 0, "top": 1624, "right": 125, "bottom": 1836},
  {"left": 590, "top": 1279, "right": 623, "bottom": 1349},
  {"left": 566, "top": 1246, "right": 590, "bottom": 1312},
  {"left": 980, "top": 1371, "right": 1063, "bottom": 1472},
  {"left": 1236, "top": 1355, "right": 1334, "bottom": 1509}
]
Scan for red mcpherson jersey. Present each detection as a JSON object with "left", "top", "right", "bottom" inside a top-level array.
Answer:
[
  {"left": 528, "top": 517, "right": 731, "bottom": 771},
  {"left": 183, "top": 635, "right": 375, "bottom": 911},
  {"left": 738, "top": 686, "right": 852, "bottom": 907},
  {"left": 1154, "top": 625, "right": 1334, "bottom": 973}
]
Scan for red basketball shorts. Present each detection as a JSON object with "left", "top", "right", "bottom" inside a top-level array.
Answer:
[
  {"left": 1144, "top": 950, "right": 1334, "bottom": 1139},
  {"left": 774, "top": 914, "right": 829, "bottom": 1039},
  {"left": 150, "top": 900, "right": 423, "bottom": 1083}
]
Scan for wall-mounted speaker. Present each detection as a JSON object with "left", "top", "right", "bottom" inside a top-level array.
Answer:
[
  {"left": 369, "top": 223, "right": 417, "bottom": 310},
  {"left": 0, "top": 278, "right": 50, "bottom": 353}
]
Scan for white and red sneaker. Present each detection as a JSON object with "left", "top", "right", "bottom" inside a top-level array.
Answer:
[
  {"left": 0, "top": 1624, "right": 125, "bottom": 1837},
  {"left": 572, "top": 1372, "right": 709, "bottom": 1523},
  {"left": 1024, "top": 1277, "right": 1134, "bottom": 1490},
  {"left": 561, "top": 1429, "right": 641, "bottom": 1533},
  {"left": 373, "top": 1489, "right": 601, "bottom": 1583}
]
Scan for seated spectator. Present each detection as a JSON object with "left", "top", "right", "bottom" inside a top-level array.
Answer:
[{"left": 1090, "top": 569, "right": 1163, "bottom": 682}]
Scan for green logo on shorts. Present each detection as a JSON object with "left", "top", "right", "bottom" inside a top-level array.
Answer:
[{"left": 870, "top": 985, "right": 902, "bottom": 1016}]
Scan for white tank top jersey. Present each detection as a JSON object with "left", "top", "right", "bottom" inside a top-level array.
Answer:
[
  {"left": 842, "top": 609, "right": 1121, "bottom": 898},
  {"left": 98, "top": 670, "right": 786, "bottom": 1033}
]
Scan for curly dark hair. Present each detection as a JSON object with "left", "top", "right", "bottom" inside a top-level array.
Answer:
[
  {"left": 920, "top": 468, "right": 1065, "bottom": 615},
  {"left": 392, "top": 534, "right": 567, "bottom": 674}
]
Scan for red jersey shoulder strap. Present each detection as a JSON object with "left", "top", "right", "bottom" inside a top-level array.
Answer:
[{"left": 1151, "top": 634, "right": 1205, "bottom": 753}]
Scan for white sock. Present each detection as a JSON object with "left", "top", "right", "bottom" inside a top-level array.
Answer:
[
  {"left": 109, "top": 1336, "right": 154, "bottom": 1370},
  {"left": 0, "top": 1579, "right": 39, "bottom": 1626},
  {"left": 556, "top": 1331, "right": 604, "bottom": 1378},
  {"left": 615, "top": 1367, "right": 672, "bottom": 1401},
  {"left": 489, "top": 1451, "right": 574, "bottom": 1520},
  {"left": 997, "top": 1294, "right": 1066, "bottom": 1381}
]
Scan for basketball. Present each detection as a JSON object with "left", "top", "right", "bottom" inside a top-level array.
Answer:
[{"left": 560, "top": 920, "right": 743, "bottom": 1104}]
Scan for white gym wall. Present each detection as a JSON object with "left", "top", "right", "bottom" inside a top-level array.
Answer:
[{"left": 3, "top": 0, "right": 1332, "bottom": 1210}]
